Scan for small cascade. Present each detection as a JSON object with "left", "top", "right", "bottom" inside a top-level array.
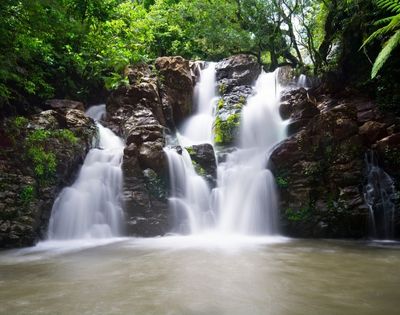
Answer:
[
  {"left": 164, "top": 62, "right": 217, "bottom": 233},
  {"left": 215, "top": 70, "right": 286, "bottom": 235},
  {"left": 165, "top": 148, "right": 214, "bottom": 233},
  {"left": 363, "top": 151, "right": 396, "bottom": 239},
  {"left": 165, "top": 65, "right": 288, "bottom": 236},
  {"left": 48, "top": 105, "right": 125, "bottom": 239},
  {"left": 178, "top": 62, "right": 218, "bottom": 146},
  {"left": 297, "top": 74, "right": 309, "bottom": 89}
]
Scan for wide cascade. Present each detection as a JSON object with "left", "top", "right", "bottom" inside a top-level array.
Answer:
[
  {"left": 165, "top": 64, "right": 287, "bottom": 235},
  {"left": 48, "top": 105, "right": 125, "bottom": 239}
]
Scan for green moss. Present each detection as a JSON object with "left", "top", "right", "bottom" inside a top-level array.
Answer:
[
  {"left": 192, "top": 160, "right": 207, "bottom": 177},
  {"left": 143, "top": 169, "right": 167, "bottom": 200},
  {"left": 185, "top": 146, "right": 194, "bottom": 155},
  {"left": 276, "top": 176, "right": 288, "bottom": 188},
  {"left": 20, "top": 185, "right": 35, "bottom": 205},
  {"left": 53, "top": 129, "right": 78, "bottom": 144},
  {"left": 14, "top": 116, "right": 29, "bottom": 128},
  {"left": 27, "top": 147, "right": 57, "bottom": 179},
  {"left": 218, "top": 83, "right": 227, "bottom": 95},
  {"left": 285, "top": 207, "right": 311, "bottom": 222},
  {"left": 214, "top": 113, "right": 241, "bottom": 145},
  {"left": 217, "top": 98, "right": 225, "bottom": 110}
]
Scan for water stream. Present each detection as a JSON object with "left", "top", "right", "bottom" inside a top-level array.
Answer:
[
  {"left": 165, "top": 65, "right": 287, "bottom": 235},
  {"left": 47, "top": 105, "right": 125, "bottom": 239},
  {"left": 364, "top": 151, "right": 397, "bottom": 239}
]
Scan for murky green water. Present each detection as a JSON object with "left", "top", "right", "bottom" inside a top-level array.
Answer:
[{"left": 0, "top": 236, "right": 399, "bottom": 315}]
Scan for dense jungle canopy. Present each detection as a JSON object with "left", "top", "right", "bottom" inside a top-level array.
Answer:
[{"left": 0, "top": 0, "right": 399, "bottom": 114}]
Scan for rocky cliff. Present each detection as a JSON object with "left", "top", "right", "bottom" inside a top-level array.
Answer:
[
  {"left": 0, "top": 103, "right": 97, "bottom": 248},
  {"left": 270, "top": 87, "right": 400, "bottom": 239},
  {"left": 105, "top": 56, "right": 194, "bottom": 236}
]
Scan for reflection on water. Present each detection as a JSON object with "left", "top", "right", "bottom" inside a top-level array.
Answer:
[{"left": 0, "top": 238, "right": 400, "bottom": 315}]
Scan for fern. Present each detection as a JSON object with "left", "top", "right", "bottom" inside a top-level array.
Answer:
[
  {"left": 361, "top": 0, "right": 400, "bottom": 77},
  {"left": 371, "top": 30, "right": 400, "bottom": 78},
  {"left": 377, "top": 0, "right": 400, "bottom": 13}
]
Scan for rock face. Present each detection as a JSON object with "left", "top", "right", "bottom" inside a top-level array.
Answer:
[
  {"left": 186, "top": 143, "right": 217, "bottom": 187},
  {"left": 280, "top": 88, "right": 320, "bottom": 135},
  {"left": 0, "top": 108, "right": 97, "bottom": 248},
  {"left": 214, "top": 55, "right": 261, "bottom": 146},
  {"left": 155, "top": 56, "right": 193, "bottom": 128},
  {"left": 270, "top": 88, "right": 400, "bottom": 238},
  {"left": 106, "top": 57, "right": 194, "bottom": 236}
]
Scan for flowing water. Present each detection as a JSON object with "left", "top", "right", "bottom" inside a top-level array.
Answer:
[
  {"left": 2, "top": 68, "right": 399, "bottom": 315},
  {"left": 48, "top": 105, "right": 125, "bottom": 239},
  {"left": 0, "top": 238, "right": 400, "bottom": 315},
  {"left": 165, "top": 66, "right": 287, "bottom": 235},
  {"left": 364, "top": 151, "right": 397, "bottom": 239}
]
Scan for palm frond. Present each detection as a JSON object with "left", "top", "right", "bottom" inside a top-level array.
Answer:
[{"left": 371, "top": 30, "right": 400, "bottom": 78}]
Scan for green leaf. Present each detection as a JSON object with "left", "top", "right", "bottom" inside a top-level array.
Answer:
[{"left": 371, "top": 30, "right": 400, "bottom": 78}]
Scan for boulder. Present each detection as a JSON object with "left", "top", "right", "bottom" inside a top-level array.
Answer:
[
  {"left": 214, "top": 55, "right": 261, "bottom": 146},
  {"left": 359, "top": 121, "right": 388, "bottom": 144},
  {"left": 45, "top": 99, "right": 85, "bottom": 112},
  {"left": 186, "top": 143, "right": 217, "bottom": 186},
  {"left": 215, "top": 54, "right": 261, "bottom": 90},
  {"left": 155, "top": 56, "right": 193, "bottom": 127}
]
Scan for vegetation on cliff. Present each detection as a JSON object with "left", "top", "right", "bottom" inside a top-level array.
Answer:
[{"left": 1, "top": 0, "right": 399, "bottom": 115}]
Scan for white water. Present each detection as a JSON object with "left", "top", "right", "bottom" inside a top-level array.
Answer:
[
  {"left": 216, "top": 71, "right": 286, "bottom": 234},
  {"left": 47, "top": 105, "right": 125, "bottom": 240},
  {"left": 364, "top": 151, "right": 396, "bottom": 239},
  {"left": 178, "top": 63, "right": 218, "bottom": 146},
  {"left": 165, "top": 66, "right": 288, "bottom": 235}
]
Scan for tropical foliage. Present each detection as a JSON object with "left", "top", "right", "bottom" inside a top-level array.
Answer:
[
  {"left": 0, "top": 0, "right": 397, "bottom": 111},
  {"left": 362, "top": 0, "right": 400, "bottom": 78}
]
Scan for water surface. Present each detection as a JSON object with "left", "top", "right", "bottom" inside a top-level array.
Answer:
[{"left": 0, "top": 237, "right": 399, "bottom": 315}]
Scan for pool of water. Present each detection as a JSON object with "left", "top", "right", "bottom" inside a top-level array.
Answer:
[{"left": 0, "top": 236, "right": 399, "bottom": 315}]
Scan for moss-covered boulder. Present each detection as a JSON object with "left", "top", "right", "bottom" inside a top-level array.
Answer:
[
  {"left": 185, "top": 143, "right": 217, "bottom": 187},
  {"left": 214, "top": 55, "right": 260, "bottom": 146}
]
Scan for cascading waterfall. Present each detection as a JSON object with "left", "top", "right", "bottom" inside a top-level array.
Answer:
[
  {"left": 216, "top": 71, "right": 286, "bottom": 234},
  {"left": 165, "top": 63, "right": 217, "bottom": 233},
  {"left": 178, "top": 62, "right": 218, "bottom": 146},
  {"left": 48, "top": 104, "right": 125, "bottom": 239},
  {"left": 363, "top": 151, "right": 396, "bottom": 239},
  {"left": 165, "top": 65, "right": 287, "bottom": 235}
]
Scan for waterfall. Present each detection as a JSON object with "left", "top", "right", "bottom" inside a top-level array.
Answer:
[
  {"left": 363, "top": 151, "right": 396, "bottom": 239},
  {"left": 178, "top": 62, "right": 218, "bottom": 146},
  {"left": 165, "top": 65, "right": 287, "bottom": 235},
  {"left": 216, "top": 71, "right": 286, "bottom": 234},
  {"left": 48, "top": 105, "right": 125, "bottom": 240},
  {"left": 165, "top": 63, "right": 217, "bottom": 233}
]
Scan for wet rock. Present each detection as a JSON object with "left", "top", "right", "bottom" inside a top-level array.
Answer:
[
  {"left": 45, "top": 99, "right": 85, "bottom": 111},
  {"left": 186, "top": 143, "right": 217, "bottom": 186},
  {"left": 270, "top": 93, "right": 368, "bottom": 238},
  {"left": 215, "top": 54, "right": 261, "bottom": 91},
  {"left": 155, "top": 56, "right": 193, "bottom": 127},
  {"left": 359, "top": 121, "right": 388, "bottom": 144},
  {"left": 106, "top": 61, "right": 184, "bottom": 237},
  {"left": 0, "top": 109, "right": 97, "bottom": 248},
  {"left": 280, "top": 88, "right": 320, "bottom": 135},
  {"left": 214, "top": 55, "right": 261, "bottom": 146}
]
